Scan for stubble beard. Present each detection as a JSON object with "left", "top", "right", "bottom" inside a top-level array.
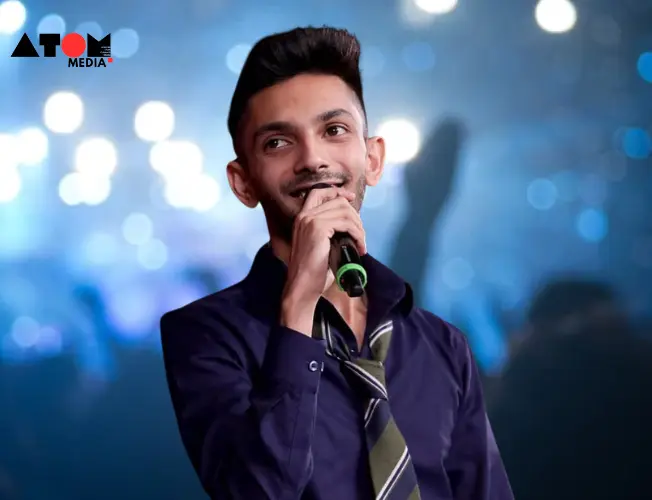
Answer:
[{"left": 262, "top": 176, "right": 367, "bottom": 245}]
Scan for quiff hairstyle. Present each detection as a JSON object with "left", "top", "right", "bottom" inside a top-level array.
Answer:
[{"left": 227, "top": 26, "right": 368, "bottom": 156}]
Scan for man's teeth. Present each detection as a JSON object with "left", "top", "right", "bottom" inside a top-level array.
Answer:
[{"left": 293, "top": 183, "right": 344, "bottom": 198}]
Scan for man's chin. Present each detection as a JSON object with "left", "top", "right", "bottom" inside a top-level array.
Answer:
[
  {"left": 280, "top": 196, "right": 307, "bottom": 219},
  {"left": 259, "top": 202, "right": 295, "bottom": 241}
]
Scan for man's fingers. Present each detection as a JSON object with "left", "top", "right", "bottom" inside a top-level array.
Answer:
[
  {"left": 301, "top": 187, "right": 355, "bottom": 211},
  {"left": 302, "top": 187, "right": 338, "bottom": 211},
  {"left": 297, "top": 203, "right": 363, "bottom": 233},
  {"left": 299, "top": 210, "right": 366, "bottom": 254},
  {"left": 302, "top": 196, "right": 353, "bottom": 217}
]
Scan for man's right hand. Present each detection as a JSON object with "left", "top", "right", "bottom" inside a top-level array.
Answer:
[{"left": 280, "top": 187, "right": 366, "bottom": 336}]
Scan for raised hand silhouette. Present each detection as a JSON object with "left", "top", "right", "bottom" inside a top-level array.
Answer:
[
  {"left": 389, "top": 117, "right": 466, "bottom": 305},
  {"left": 403, "top": 117, "right": 465, "bottom": 223}
]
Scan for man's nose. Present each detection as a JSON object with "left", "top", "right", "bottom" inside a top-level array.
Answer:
[{"left": 294, "top": 137, "right": 328, "bottom": 173}]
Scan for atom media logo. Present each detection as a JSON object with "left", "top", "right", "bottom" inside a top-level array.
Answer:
[{"left": 11, "top": 32, "right": 113, "bottom": 68}]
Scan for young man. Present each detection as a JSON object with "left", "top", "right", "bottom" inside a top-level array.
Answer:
[{"left": 161, "top": 26, "right": 513, "bottom": 500}]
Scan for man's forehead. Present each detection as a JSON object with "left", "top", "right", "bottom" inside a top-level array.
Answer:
[{"left": 245, "top": 74, "right": 364, "bottom": 128}]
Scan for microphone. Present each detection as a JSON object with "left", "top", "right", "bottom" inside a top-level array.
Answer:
[
  {"left": 309, "top": 183, "right": 367, "bottom": 298},
  {"left": 330, "top": 233, "right": 367, "bottom": 298}
]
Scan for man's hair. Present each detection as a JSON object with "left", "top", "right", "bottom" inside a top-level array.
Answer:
[{"left": 227, "top": 26, "right": 367, "bottom": 152}]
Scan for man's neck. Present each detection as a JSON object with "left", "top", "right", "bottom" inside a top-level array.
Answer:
[
  {"left": 268, "top": 233, "right": 292, "bottom": 265},
  {"left": 324, "top": 284, "right": 368, "bottom": 346}
]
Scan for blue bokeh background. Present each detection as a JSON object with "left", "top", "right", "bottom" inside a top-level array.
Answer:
[{"left": 0, "top": 0, "right": 651, "bottom": 497}]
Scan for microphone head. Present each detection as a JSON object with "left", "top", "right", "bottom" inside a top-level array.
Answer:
[{"left": 348, "top": 281, "right": 365, "bottom": 298}]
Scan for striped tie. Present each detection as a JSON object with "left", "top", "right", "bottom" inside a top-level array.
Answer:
[{"left": 317, "top": 314, "right": 421, "bottom": 500}]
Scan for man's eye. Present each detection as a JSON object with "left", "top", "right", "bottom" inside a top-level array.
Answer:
[
  {"left": 265, "top": 138, "right": 289, "bottom": 150},
  {"left": 326, "top": 125, "right": 346, "bottom": 136}
]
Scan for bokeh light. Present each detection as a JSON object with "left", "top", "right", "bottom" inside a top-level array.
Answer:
[
  {"left": 74, "top": 137, "right": 118, "bottom": 177},
  {"left": 15, "top": 127, "right": 49, "bottom": 166},
  {"left": 576, "top": 208, "right": 608, "bottom": 242},
  {"left": 163, "top": 173, "right": 220, "bottom": 212},
  {"left": 11, "top": 316, "right": 40, "bottom": 348},
  {"left": 376, "top": 118, "right": 421, "bottom": 163},
  {"left": 590, "top": 16, "right": 620, "bottom": 47},
  {"left": 34, "top": 326, "right": 63, "bottom": 356},
  {"left": 226, "top": 44, "right": 251, "bottom": 74},
  {"left": 36, "top": 13, "right": 66, "bottom": 35},
  {"left": 535, "top": 0, "right": 577, "bottom": 34},
  {"left": 82, "top": 232, "right": 119, "bottom": 266},
  {"left": 137, "top": 239, "right": 168, "bottom": 270},
  {"left": 414, "top": 0, "right": 458, "bottom": 15},
  {"left": 122, "top": 213, "right": 154, "bottom": 246},
  {"left": 149, "top": 139, "right": 203, "bottom": 178},
  {"left": 0, "top": 167, "right": 22, "bottom": 203},
  {"left": 43, "top": 92, "right": 84, "bottom": 134},
  {"left": 638, "top": 52, "right": 652, "bottom": 83},
  {"left": 0, "top": 0, "right": 27, "bottom": 35},
  {"left": 527, "top": 178, "right": 558, "bottom": 210},
  {"left": 112, "top": 28, "right": 140, "bottom": 58},
  {"left": 134, "top": 101, "right": 175, "bottom": 142},
  {"left": 620, "top": 127, "right": 651, "bottom": 159},
  {"left": 58, "top": 171, "right": 111, "bottom": 206}
]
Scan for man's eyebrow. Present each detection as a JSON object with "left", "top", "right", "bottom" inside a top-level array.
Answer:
[
  {"left": 252, "top": 121, "right": 296, "bottom": 142},
  {"left": 317, "top": 108, "right": 354, "bottom": 122}
]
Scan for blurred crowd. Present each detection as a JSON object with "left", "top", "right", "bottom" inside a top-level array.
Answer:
[{"left": 1, "top": 118, "right": 652, "bottom": 500}]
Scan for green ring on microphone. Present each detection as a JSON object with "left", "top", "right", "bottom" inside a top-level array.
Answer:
[{"left": 336, "top": 263, "right": 367, "bottom": 291}]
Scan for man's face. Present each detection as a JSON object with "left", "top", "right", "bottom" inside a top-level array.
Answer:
[{"left": 227, "top": 73, "right": 384, "bottom": 241}]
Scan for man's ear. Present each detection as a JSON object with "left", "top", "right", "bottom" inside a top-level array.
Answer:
[
  {"left": 365, "top": 135, "right": 386, "bottom": 187},
  {"left": 226, "top": 159, "right": 259, "bottom": 208}
]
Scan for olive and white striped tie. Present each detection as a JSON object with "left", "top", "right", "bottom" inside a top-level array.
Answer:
[{"left": 317, "top": 314, "right": 421, "bottom": 500}]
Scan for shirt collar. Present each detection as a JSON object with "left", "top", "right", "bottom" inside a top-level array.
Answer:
[{"left": 243, "top": 243, "right": 414, "bottom": 319}]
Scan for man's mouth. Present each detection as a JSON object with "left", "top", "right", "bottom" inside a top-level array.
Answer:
[{"left": 289, "top": 181, "right": 345, "bottom": 199}]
